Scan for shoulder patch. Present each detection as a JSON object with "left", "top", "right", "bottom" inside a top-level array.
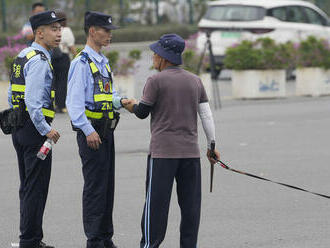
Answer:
[
  {"left": 40, "top": 53, "right": 47, "bottom": 61},
  {"left": 79, "top": 52, "right": 88, "bottom": 63}
]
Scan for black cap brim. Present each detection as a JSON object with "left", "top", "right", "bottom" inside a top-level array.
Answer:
[
  {"left": 32, "top": 17, "right": 66, "bottom": 31},
  {"left": 101, "top": 24, "right": 119, "bottom": 30},
  {"left": 44, "top": 17, "right": 66, "bottom": 26}
]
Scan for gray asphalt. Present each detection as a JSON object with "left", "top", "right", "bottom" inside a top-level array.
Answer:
[{"left": 1, "top": 95, "right": 330, "bottom": 248}]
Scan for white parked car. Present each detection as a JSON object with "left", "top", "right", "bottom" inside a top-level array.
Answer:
[{"left": 197, "top": 0, "right": 330, "bottom": 67}]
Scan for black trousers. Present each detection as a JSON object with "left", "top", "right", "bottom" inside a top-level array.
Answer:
[
  {"left": 11, "top": 119, "right": 51, "bottom": 248},
  {"left": 52, "top": 53, "right": 70, "bottom": 109},
  {"left": 140, "top": 157, "right": 201, "bottom": 248},
  {"left": 77, "top": 131, "right": 116, "bottom": 248}
]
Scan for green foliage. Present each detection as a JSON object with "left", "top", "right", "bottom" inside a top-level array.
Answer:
[
  {"left": 105, "top": 50, "right": 141, "bottom": 76},
  {"left": 224, "top": 38, "right": 295, "bottom": 70},
  {"left": 224, "top": 40, "right": 260, "bottom": 70},
  {"left": 73, "top": 24, "right": 198, "bottom": 44},
  {"left": 296, "top": 36, "right": 330, "bottom": 69},
  {"left": 224, "top": 36, "right": 330, "bottom": 70},
  {"left": 116, "top": 58, "right": 135, "bottom": 76},
  {"left": 129, "top": 49, "right": 141, "bottom": 60},
  {"left": 180, "top": 32, "right": 210, "bottom": 74},
  {"left": 182, "top": 49, "right": 200, "bottom": 74},
  {"left": 4, "top": 56, "right": 15, "bottom": 74},
  {"left": 105, "top": 50, "right": 120, "bottom": 70}
]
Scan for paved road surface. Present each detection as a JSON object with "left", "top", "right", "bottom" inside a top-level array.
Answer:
[{"left": 0, "top": 95, "right": 329, "bottom": 248}]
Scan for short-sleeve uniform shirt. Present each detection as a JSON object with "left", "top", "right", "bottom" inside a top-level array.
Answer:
[{"left": 141, "top": 66, "right": 208, "bottom": 158}]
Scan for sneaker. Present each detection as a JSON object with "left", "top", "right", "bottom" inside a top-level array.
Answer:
[{"left": 39, "top": 241, "right": 55, "bottom": 248}]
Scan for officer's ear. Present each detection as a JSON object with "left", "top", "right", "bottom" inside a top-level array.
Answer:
[
  {"left": 89, "top": 26, "right": 96, "bottom": 37},
  {"left": 35, "top": 26, "right": 45, "bottom": 39}
]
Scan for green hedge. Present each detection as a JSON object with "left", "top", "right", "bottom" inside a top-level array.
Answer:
[
  {"left": 0, "top": 24, "right": 198, "bottom": 47},
  {"left": 73, "top": 24, "right": 198, "bottom": 44}
]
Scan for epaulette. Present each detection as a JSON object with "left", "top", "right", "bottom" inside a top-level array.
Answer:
[
  {"left": 78, "top": 52, "right": 88, "bottom": 63},
  {"left": 39, "top": 52, "right": 47, "bottom": 61}
]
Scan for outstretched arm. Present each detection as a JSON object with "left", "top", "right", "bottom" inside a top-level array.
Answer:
[
  {"left": 198, "top": 102, "right": 220, "bottom": 164},
  {"left": 123, "top": 100, "right": 152, "bottom": 119}
]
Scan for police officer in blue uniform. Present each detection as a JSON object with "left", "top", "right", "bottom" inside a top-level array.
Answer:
[
  {"left": 8, "top": 11, "right": 64, "bottom": 248},
  {"left": 66, "top": 11, "right": 130, "bottom": 248}
]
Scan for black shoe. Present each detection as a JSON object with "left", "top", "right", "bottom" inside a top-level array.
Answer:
[
  {"left": 39, "top": 241, "right": 55, "bottom": 248},
  {"left": 104, "top": 240, "right": 117, "bottom": 248}
]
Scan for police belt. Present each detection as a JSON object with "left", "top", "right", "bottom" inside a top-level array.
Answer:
[
  {"left": 72, "top": 110, "right": 120, "bottom": 137},
  {"left": 0, "top": 106, "right": 53, "bottom": 135}
]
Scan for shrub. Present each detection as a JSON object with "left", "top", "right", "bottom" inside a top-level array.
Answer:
[
  {"left": 295, "top": 36, "right": 330, "bottom": 69},
  {"left": 105, "top": 50, "right": 120, "bottom": 71},
  {"left": 224, "top": 38, "right": 295, "bottom": 70},
  {"left": 116, "top": 58, "right": 136, "bottom": 76},
  {"left": 105, "top": 49, "right": 141, "bottom": 76},
  {"left": 129, "top": 49, "right": 141, "bottom": 60},
  {"left": 4, "top": 56, "right": 15, "bottom": 73},
  {"left": 73, "top": 24, "right": 198, "bottom": 44},
  {"left": 182, "top": 49, "right": 199, "bottom": 73},
  {"left": 182, "top": 33, "right": 209, "bottom": 74},
  {"left": 0, "top": 34, "right": 27, "bottom": 77}
]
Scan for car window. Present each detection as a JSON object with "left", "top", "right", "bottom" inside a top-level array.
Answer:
[
  {"left": 268, "top": 7, "right": 286, "bottom": 21},
  {"left": 303, "top": 7, "right": 326, "bottom": 25},
  {"left": 286, "top": 6, "right": 308, "bottom": 23},
  {"left": 204, "top": 5, "right": 265, "bottom": 21}
]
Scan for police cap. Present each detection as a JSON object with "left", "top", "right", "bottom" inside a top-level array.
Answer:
[
  {"left": 30, "top": 11, "right": 65, "bottom": 31},
  {"left": 85, "top": 11, "right": 118, "bottom": 30}
]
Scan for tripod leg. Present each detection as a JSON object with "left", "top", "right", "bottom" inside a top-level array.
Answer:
[{"left": 197, "top": 39, "right": 208, "bottom": 75}]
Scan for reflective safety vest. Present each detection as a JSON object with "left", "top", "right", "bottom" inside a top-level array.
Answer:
[
  {"left": 10, "top": 50, "right": 56, "bottom": 120},
  {"left": 81, "top": 52, "right": 114, "bottom": 120}
]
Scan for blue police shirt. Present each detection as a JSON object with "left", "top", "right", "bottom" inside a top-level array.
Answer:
[
  {"left": 7, "top": 42, "right": 53, "bottom": 136},
  {"left": 66, "top": 45, "right": 123, "bottom": 136}
]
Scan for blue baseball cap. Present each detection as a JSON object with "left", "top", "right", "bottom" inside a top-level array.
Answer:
[
  {"left": 30, "top": 11, "right": 65, "bottom": 31},
  {"left": 149, "top": 34, "right": 185, "bottom": 65}
]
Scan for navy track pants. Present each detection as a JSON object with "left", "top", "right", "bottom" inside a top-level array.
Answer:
[{"left": 140, "top": 156, "right": 201, "bottom": 248}]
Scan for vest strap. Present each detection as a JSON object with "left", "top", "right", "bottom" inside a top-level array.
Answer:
[{"left": 89, "top": 61, "right": 99, "bottom": 74}]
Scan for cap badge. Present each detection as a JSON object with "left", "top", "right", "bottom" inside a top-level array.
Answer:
[
  {"left": 51, "top": 12, "right": 56, "bottom": 18},
  {"left": 108, "top": 17, "right": 112, "bottom": 24}
]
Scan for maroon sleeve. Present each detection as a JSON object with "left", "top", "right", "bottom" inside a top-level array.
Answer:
[
  {"left": 199, "top": 79, "right": 209, "bottom": 103},
  {"left": 141, "top": 76, "right": 158, "bottom": 106}
]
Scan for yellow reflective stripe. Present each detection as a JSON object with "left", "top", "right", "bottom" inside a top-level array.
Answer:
[
  {"left": 51, "top": 90, "right": 55, "bottom": 98},
  {"left": 75, "top": 51, "right": 82, "bottom": 58},
  {"left": 42, "top": 108, "right": 55, "bottom": 118},
  {"left": 48, "top": 61, "right": 53, "bottom": 70},
  {"left": 26, "top": 50, "right": 37, "bottom": 59},
  {"left": 105, "top": 64, "right": 111, "bottom": 73},
  {"left": 12, "top": 84, "right": 25, "bottom": 92},
  {"left": 94, "top": 94, "right": 112, "bottom": 102},
  {"left": 13, "top": 105, "right": 28, "bottom": 111},
  {"left": 85, "top": 110, "right": 114, "bottom": 119},
  {"left": 89, "top": 62, "right": 98, "bottom": 74},
  {"left": 85, "top": 109, "right": 103, "bottom": 119}
]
